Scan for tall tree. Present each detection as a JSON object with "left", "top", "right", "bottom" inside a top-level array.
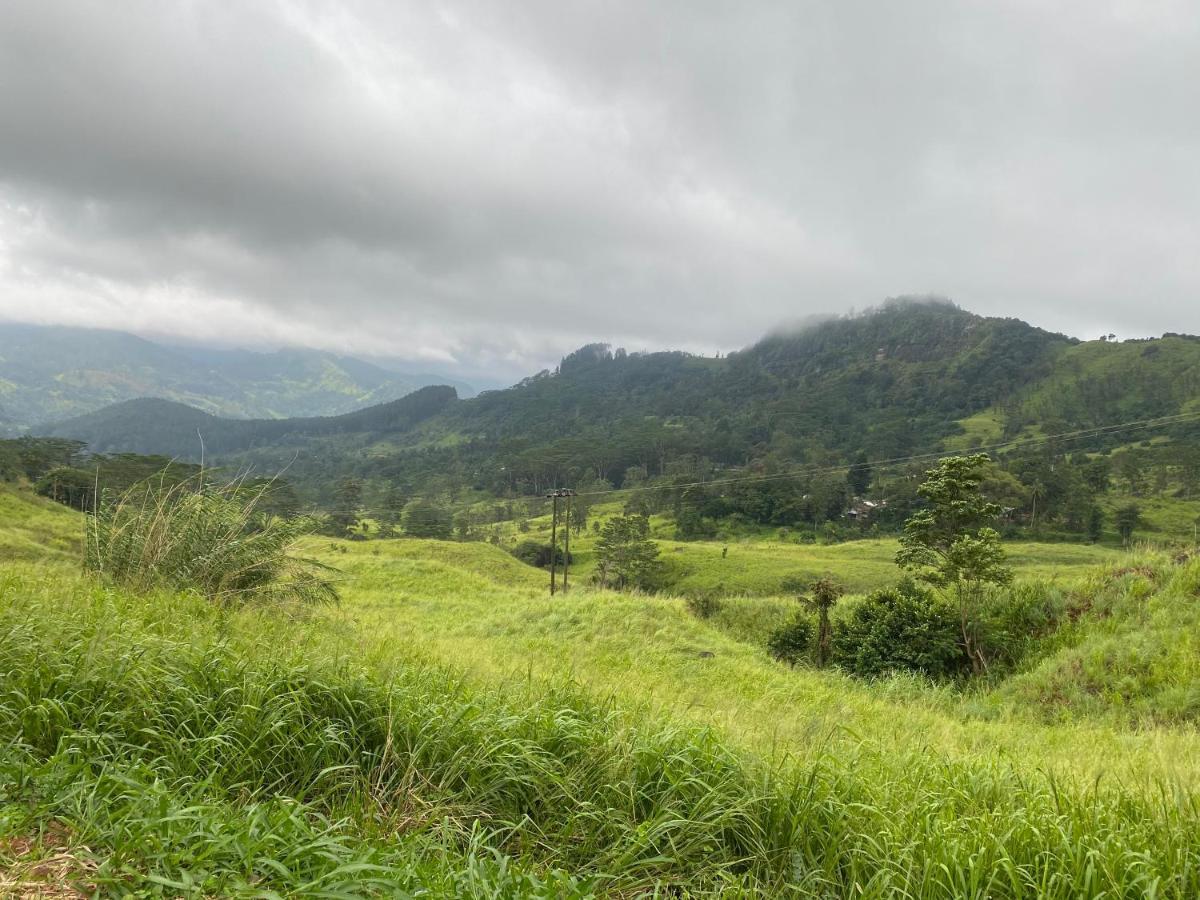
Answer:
[
  {"left": 594, "top": 514, "right": 661, "bottom": 591},
  {"left": 402, "top": 498, "right": 453, "bottom": 539},
  {"left": 327, "top": 477, "right": 362, "bottom": 536},
  {"left": 1115, "top": 503, "right": 1142, "bottom": 546},
  {"left": 895, "top": 454, "right": 1013, "bottom": 675}
]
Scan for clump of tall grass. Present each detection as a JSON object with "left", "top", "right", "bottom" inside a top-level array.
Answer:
[{"left": 83, "top": 473, "right": 336, "bottom": 606}]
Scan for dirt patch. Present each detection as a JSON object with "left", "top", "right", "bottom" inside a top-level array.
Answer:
[{"left": 0, "top": 828, "right": 95, "bottom": 899}]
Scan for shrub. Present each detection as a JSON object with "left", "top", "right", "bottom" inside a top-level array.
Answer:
[
  {"left": 686, "top": 594, "right": 722, "bottom": 619},
  {"left": 832, "top": 582, "right": 967, "bottom": 679},
  {"left": 510, "top": 539, "right": 571, "bottom": 568},
  {"left": 767, "top": 613, "right": 814, "bottom": 667},
  {"left": 85, "top": 474, "right": 337, "bottom": 606},
  {"left": 974, "top": 582, "right": 1065, "bottom": 673}
]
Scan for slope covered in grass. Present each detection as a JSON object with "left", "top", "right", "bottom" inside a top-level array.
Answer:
[
  {"left": 2, "top": 560, "right": 1200, "bottom": 897},
  {"left": 3, "top": 488, "right": 1200, "bottom": 895},
  {"left": 996, "top": 555, "right": 1200, "bottom": 724},
  {"left": 0, "top": 486, "right": 80, "bottom": 563},
  {"left": 492, "top": 505, "right": 1118, "bottom": 596},
  {"left": 321, "top": 538, "right": 1200, "bottom": 786}
]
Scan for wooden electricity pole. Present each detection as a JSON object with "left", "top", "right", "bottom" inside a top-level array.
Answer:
[
  {"left": 562, "top": 490, "right": 574, "bottom": 594},
  {"left": 545, "top": 488, "right": 576, "bottom": 596},
  {"left": 548, "top": 491, "right": 560, "bottom": 595}
]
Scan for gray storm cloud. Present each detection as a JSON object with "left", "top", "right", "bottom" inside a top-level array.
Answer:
[{"left": 1, "top": 0, "right": 1198, "bottom": 378}]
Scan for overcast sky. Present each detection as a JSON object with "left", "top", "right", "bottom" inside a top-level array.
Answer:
[{"left": 2, "top": 1, "right": 1198, "bottom": 380}]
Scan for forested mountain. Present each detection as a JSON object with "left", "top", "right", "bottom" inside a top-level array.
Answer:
[
  {"left": 44, "top": 387, "right": 457, "bottom": 457},
  {"left": 0, "top": 322, "right": 473, "bottom": 433},
  {"left": 38, "top": 300, "right": 1200, "bottom": 519}
]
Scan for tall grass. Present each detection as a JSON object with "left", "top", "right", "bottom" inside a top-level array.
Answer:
[
  {"left": 83, "top": 474, "right": 336, "bottom": 606},
  {"left": 0, "top": 570, "right": 1197, "bottom": 896}
]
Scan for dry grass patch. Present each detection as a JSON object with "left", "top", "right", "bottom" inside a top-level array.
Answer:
[{"left": 0, "top": 827, "right": 95, "bottom": 899}]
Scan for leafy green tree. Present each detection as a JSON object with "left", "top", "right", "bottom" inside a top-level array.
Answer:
[
  {"left": 767, "top": 614, "right": 814, "bottom": 667},
  {"left": 325, "top": 477, "right": 362, "bottom": 536},
  {"left": 34, "top": 465, "right": 96, "bottom": 511},
  {"left": 402, "top": 498, "right": 453, "bottom": 539},
  {"left": 510, "top": 539, "right": 569, "bottom": 568},
  {"left": 1116, "top": 503, "right": 1142, "bottom": 546},
  {"left": 0, "top": 437, "right": 86, "bottom": 482},
  {"left": 1080, "top": 457, "right": 1112, "bottom": 493},
  {"left": 1087, "top": 505, "right": 1105, "bottom": 543},
  {"left": 380, "top": 484, "right": 407, "bottom": 527},
  {"left": 570, "top": 496, "right": 590, "bottom": 534},
  {"left": 594, "top": 514, "right": 661, "bottom": 591},
  {"left": 1174, "top": 444, "right": 1200, "bottom": 499},
  {"left": 453, "top": 509, "right": 475, "bottom": 540},
  {"left": 895, "top": 454, "right": 1013, "bottom": 675},
  {"left": 1115, "top": 452, "right": 1145, "bottom": 496}
]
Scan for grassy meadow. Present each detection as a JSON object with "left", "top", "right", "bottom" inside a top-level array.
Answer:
[
  {"left": 2, "top": 483, "right": 1200, "bottom": 895},
  {"left": 486, "top": 503, "right": 1117, "bottom": 595}
]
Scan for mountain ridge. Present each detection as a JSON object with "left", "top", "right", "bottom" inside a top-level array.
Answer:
[
  {"left": 0, "top": 322, "right": 475, "bottom": 433},
  {"left": 37, "top": 300, "right": 1200, "bottom": 506}
]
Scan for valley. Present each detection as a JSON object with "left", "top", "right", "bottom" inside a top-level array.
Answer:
[{"left": 3, "top": 303, "right": 1200, "bottom": 895}]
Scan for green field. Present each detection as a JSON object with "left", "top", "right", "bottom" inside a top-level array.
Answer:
[
  {"left": 484, "top": 502, "right": 1119, "bottom": 596},
  {"left": 3, "top": 485, "right": 1200, "bottom": 895}
]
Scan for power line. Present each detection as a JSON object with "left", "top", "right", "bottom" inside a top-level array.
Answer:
[
  {"left": 563, "top": 410, "right": 1200, "bottom": 499},
  {"left": 299, "top": 408, "right": 1200, "bottom": 515}
]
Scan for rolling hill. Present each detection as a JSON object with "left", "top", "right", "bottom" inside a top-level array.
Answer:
[
  {"left": 0, "top": 322, "right": 474, "bottom": 433},
  {"left": 42, "top": 386, "right": 458, "bottom": 457}
]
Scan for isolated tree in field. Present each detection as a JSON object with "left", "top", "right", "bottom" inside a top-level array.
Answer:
[
  {"left": 895, "top": 454, "right": 1012, "bottom": 675},
  {"left": 594, "top": 514, "right": 660, "bottom": 590},
  {"left": 784, "top": 575, "right": 843, "bottom": 667},
  {"left": 381, "top": 484, "right": 407, "bottom": 527},
  {"left": 1087, "top": 505, "right": 1105, "bottom": 544},
  {"left": 402, "top": 498, "right": 453, "bottom": 539},
  {"left": 570, "top": 495, "right": 590, "bottom": 534},
  {"left": 326, "top": 477, "right": 362, "bottom": 535},
  {"left": 1115, "top": 503, "right": 1142, "bottom": 546}
]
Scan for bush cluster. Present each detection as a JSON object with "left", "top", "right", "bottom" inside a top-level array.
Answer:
[
  {"left": 767, "top": 613, "right": 815, "bottom": 667},
  {"left": 510, "top": 539, "right": 572, "bottom": 568},
  {"left": 832, "top": 582, "right": 968, "bottom": 679}
]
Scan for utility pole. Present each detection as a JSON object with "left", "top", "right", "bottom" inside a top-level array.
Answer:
[
  {"left": 547, "top": 490, "right": 559, "bottom": 595},
  {"left": 545, "top": 488, "right": 576, "bottom": 596},
  {"left": 562, "top": 490, "right": 575, "bottom": 594}
]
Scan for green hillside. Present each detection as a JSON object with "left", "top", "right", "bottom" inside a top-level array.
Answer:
[
  {"left": 945, "top": 335, "right": 1200, "bottom": 446},
  {"left": 3, "top": 490, "right": 1200, "bottom": 895},
  {"left": 43, "top": 385, "right": 457, "bottom": 456},
  {"left": 33, "top": 301, "right": 1200, "bottom": 546},
  {"left": 0, "top": 486, "right": 80, "bottom": 562}
]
